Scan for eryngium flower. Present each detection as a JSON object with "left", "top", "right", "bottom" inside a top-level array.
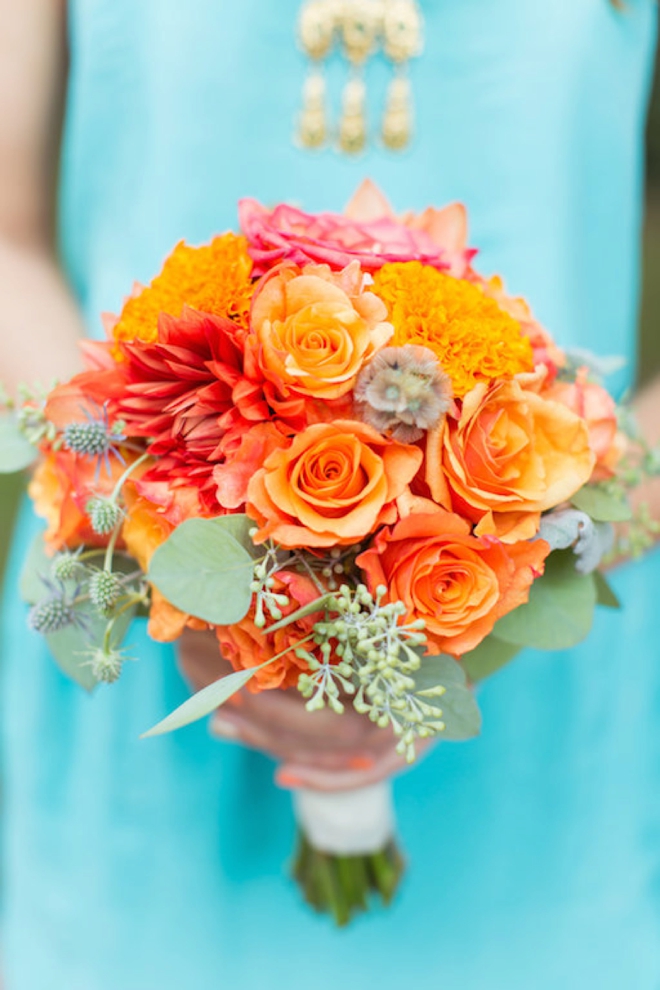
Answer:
[
  {"left": 88, "top": 570, "right": 122, "bottom": 615},
  {"left": 85, "top": 497, "right": 123, "bottom": 536},
  {"left": 85, "top": 645, "right": 125, "bottom": 684},
  {"left": 354, "top": 345, "right": 453, "bottom": 442},
  {"left": 28, "top": 597, "right": 75, "bottom": 634}
]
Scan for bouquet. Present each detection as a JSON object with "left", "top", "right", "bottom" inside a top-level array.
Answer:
[{"left": 1, "top": 180, "right": 655, "bottom": 926}]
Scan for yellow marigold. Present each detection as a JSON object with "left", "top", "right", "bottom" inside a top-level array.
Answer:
[
  {"left": 112, "top": 233, "right": 254, "bottom": 346},
  {"left": 371, "top": 262, "right": 534, "bottom": 398}
]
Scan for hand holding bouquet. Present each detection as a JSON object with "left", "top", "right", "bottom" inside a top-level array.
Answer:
[{"left": 2, "top": 180, "right": 655, "bottom": 925}]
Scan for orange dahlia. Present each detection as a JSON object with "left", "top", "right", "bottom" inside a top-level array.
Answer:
[
  {"left": 371, "top": 262, "right": 534, "bottom": 398},
  {"left": 112, "top": 233, "right": 254, "bottom": 347}
]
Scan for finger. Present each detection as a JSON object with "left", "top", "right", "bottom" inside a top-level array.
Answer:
[
  {"left": 237, "top": 693, "right": 396, "bottom": 753},
  {"left": 276, "top": 745, "right": 414, "bottom": 793},
  {"left": 209, "top": 709, "right": 393, "bottom": 769}
]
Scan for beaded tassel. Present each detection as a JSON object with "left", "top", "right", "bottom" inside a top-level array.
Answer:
[
  {"left": 298, "top": 0, "right": 337, "bottom": 149},
  {"left": 381, "top": 0, "right": 423, "bottom": 150},
  {"left": 296, "top": 0, "right": 424, "bottom": 154}
]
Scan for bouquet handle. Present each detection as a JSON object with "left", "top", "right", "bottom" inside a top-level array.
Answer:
[{"left": 292, "top": 781, "right": 405, "bottom": 924}]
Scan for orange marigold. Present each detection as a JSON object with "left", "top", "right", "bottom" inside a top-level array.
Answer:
[
  {"left": 371, "top": 262, "right": 534, "bottom": 398},
  {"left": 112, "top": 233, "right": 254, "bottom": 346}
]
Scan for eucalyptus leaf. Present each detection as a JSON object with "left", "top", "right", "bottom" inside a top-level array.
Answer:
[
  {"left": 141, "top": 667, "right": 258, "bottom": 738},
  {"left": 491, "top": 549, "right": 597, "bottom": 651},
  {"left": 594, "top": 570, "right": 621, "bottom": 610},
  {"left": 19, "top": 534, "right": 52, "bottom": 604},
  {"left": 0, "top": 412, "right": 37, "bottom": 473},
  {"left": 461, "top": 636, "right": 522, "bottom": 684},
  {"left": 571, "top": 485, "right": 632, "bottom": 523},
  {"left": 413, "top": 653, "right": 482, "bottom": 741},
  {"left": 213, "top": 514, "right": 262, "bottom": 559},
  {"left": 148, "top": 517, "right": 258, "bottom": 625}
]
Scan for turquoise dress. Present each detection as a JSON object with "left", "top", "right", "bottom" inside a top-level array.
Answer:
[{"left": 2, "top": 1, "right": 659, "bottom": 986}]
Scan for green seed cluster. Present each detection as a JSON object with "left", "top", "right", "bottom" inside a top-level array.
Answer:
[
  {"left": 249, "top": 548, "right": 292, "bottom": 628},
  {"left": 297, "top": 584, "right": 446, "bottom": 759}
]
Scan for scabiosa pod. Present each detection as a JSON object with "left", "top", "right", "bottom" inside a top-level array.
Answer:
[{"left": 354, "top": 344, "right": 453, "bottom": 442}]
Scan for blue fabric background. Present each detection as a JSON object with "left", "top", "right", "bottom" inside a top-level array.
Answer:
[{"left": 1, "top": 1, "right": 659, "bottom": 987}]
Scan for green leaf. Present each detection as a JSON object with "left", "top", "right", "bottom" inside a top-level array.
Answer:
[
  {"left": 413, "top": 653, "right": 482, "bottom": 741},
  {"left": 593, "top": 569, "right": 621, "bottom": 609},
  {"left": 491, "top": 549, "right": 597, "bottom": 651},
  {"left": 0, "top": 412, "right": 37, "bottom": 473},
  {"left": 461, "top": 636, "right": 522, "bottom": 684},
  {"left": 148, "top": 517, "right": 258, "bottom": 625},
  {"left": 571, "top": 484, "right": 632, "bottom": 523},
  {"left": 141, "top": 667, "right": 257, "bottom": 737}
]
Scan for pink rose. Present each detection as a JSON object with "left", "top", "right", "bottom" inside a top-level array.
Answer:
[{"left": 239, "top": 179, "right": 475, "bottom": 276}]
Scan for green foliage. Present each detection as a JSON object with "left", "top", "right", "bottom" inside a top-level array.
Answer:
[
  {"left": 593, "top": 570, "right": 621, "bottom": 609},
  {"left": 461, "top": 636, "right": 521, "bottom": 684},
  {"left": 141, "top": 666, "right": 258, "bottom": 737},
  {"left": 42, "top": 595, "right": 137, "bottom": 691},
  {"left": 491, "top": 549, "right": 597, "bottom": 651},
  {"left": 412, "top": 653, "right": 482, "bottom": 741},
  {"left": 20, "top": 535, "right": 139, "bottom": 689},
  {"left": 148, "top": 516, "right": 259, "bottom": 625},
  {"left": 570, "top": 484, "right": 632, "bottom": 523},
  {"left": 0, "top": 413, "right": 37, "bottom": 474}
]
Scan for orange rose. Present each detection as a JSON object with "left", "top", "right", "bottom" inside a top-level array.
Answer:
[
  {"left": 544, "top": 368, "right": 625, "bottom": 482},
  {"left": 121, "top": 486, "right": 206, "bottom": 642},
  {"left": 246, "top": 419, "right": 423, "bottom": 548},
  {"left": 427, "top": 377, "right": 595, "bottom": 542},
  {"left": 356, "top": 511, "right": 550, "bottom": 657},
  {"left": 250, "top": 261, "right": 392, "bottom": 400},
  {"left": 216, "top": 571, "right": 323, "bottom": 691}
]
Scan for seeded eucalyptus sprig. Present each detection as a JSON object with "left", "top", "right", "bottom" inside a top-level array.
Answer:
[{"left": 296, "top": 584, "right": 446, "bottom": 761}]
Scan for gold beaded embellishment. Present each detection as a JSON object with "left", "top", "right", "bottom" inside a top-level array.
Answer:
[{"left": 297, "top": 0, "right": 424, "bottom": 154}]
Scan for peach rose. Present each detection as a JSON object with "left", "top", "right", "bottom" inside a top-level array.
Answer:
[
  {"left": 427, "top": 377, "right": 596, "bottom": 542},
  {"left": 29, "top": 449, "right": 129, "bottom": 552},
  {"left": 239, "top": 180, "right": 473, "bottom": 276},
  {"left": 216, "top": 571, "right": 324, "bottom": 691},
  {"left": 544, "top": 368, "right": 625, "bottom": 481},
  {"left": 356, "top": 511, "right": 550, "bottom": 657},
  {"left": 478, "top": 275, "right": 565, "bottom": 379},
  {"left": 250, "top": 261, "right": 392, "bottom": 400},
  {"left": 122, "top": 487, "right": 206, "bottom": 642},
  {"left": 246, "top": 419, "right": 423, "bottom": 548}
]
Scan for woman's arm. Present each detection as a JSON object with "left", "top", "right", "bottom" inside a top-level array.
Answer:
[
  {"left": 0, "top": 0, "right": 83, "bottom": 395},
  {"left": 631, "top": 375, "right": 660, "bottom": 519}
]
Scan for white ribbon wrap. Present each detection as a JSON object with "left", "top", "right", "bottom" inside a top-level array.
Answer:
[{"left": 294, "top": 781, "right": 395, "bottom": 856}]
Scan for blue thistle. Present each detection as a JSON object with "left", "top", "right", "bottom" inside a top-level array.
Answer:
[
  {"left": 29, "top": 597, "right": 75, "bottom": 634},
  {"left": 88, "top": 571, "right": 122, "bottom": 616},
  {"left": 85, "top": 497, "right": 123, "bottom": 536},
  {"left": 62, "top": 403, "right": 126, "bottom": 476}
]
